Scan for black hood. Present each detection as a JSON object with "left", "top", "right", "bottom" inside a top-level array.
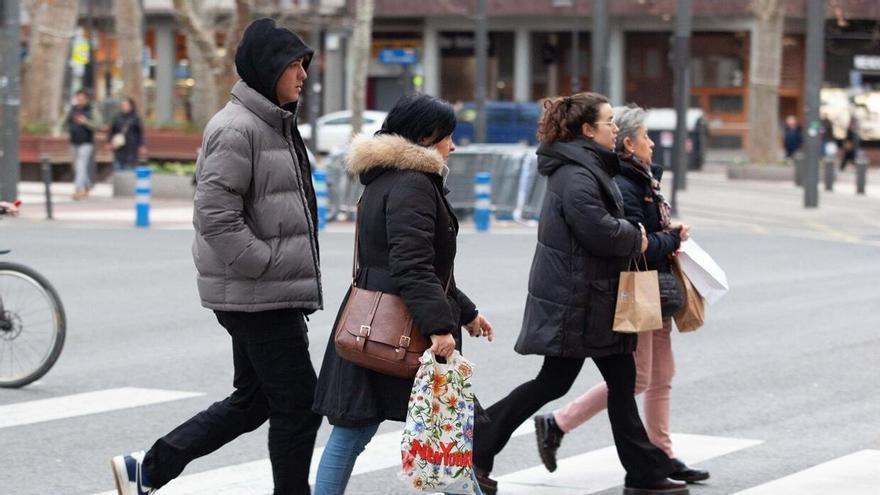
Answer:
[
  {"left": 235, "top": 18, "right": 313, "bottom": 106},
  {"left": 536, "top": 136, "right": 620, "bottom": 177}
]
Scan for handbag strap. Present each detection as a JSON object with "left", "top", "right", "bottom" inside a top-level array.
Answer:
[{"left": 351, "top": 198, "right": 453, "bottom": 293}]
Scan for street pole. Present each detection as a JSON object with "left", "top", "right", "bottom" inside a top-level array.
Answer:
[
  {"left": 590, "top": 0, "right": 608, "bottom": 94},
  {"left": 0, "top": 0, "right": 21, "bottom": 201},
  {"left": 803, "top": 0, "right": 823, "bottom": 208},
  {"left": 474, "top": 0, "right": 488, "bottom": 143},
  {"left": 571, "top": 0, "right": 580, "bottom": 93},
  {"left": 308, "top": 0, "right": 323, "bottom": 154},
  {"left": 672, "top": 0, "right": 691, "bottom": 198}
]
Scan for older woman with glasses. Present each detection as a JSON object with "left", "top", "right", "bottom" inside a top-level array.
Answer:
[{"left": 533, "top": 104, "right": 709, "bottom": 486}]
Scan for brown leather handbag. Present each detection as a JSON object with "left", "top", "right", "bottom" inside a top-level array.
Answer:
[{"left": 333, "top": 208, "right": 450, "bottom": 379}]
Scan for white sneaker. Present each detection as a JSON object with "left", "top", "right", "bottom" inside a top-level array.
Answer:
[{"left": 111, "top": 450, "right": 156, "bottom": 495}]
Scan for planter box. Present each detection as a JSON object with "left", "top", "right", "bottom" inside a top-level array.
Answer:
[
  {"left": 113, "top": 171, "right": 195, "bottom": 200},
  {"left": 726, "top": 163, "right": 794, "bottom": 182}
]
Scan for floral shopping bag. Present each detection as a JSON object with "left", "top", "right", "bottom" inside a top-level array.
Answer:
[{"left": 399, "top": 349, "right": 476, "bottom": 494}]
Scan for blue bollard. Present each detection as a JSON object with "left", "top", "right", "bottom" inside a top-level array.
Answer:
[
  {"left": 474, "top": 172, "right": 491, "bottom": 233},
  {"left": 313, "top": 169, "right": 328, "bottom": 231},
  {"left": 135, "top": 166, "right": 151, "bottom": 228}
]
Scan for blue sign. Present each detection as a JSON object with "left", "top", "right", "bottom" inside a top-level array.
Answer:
[{"left": 378, "top": 48, "right": 418, "bottom": 65}]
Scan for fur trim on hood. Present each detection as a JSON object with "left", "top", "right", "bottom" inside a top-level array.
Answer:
[{"left": 346, "top": 133, "right": 445, "bottom": 176}]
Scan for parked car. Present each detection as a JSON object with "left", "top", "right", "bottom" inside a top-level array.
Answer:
[
  {"left": 298, "top": 110, "right": 388, "bottom": 154},
  {"left": 453, "top": 101, "right": 542, "bottom": 145}
]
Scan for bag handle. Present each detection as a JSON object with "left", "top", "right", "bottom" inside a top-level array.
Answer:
[
  {"left": 628, "top": 253, "right": 650, "bottom": 272},
  {"left": 351, "top": 198, "right": 453, "bottom": 294}
]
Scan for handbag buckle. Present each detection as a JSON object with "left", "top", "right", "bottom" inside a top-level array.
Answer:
[
  {"left": 358, "top": 325, "right": 371, "bottom": 340},
  {"left": 398, "top": 335, "right": 411, "bottom": 348}
]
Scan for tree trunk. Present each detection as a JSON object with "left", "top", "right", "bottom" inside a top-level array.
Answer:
[
  {"left": 115, "top": 0, "right": 146, "bottom": 114},
  {"left": 747, "top": 0, "right": 785, "bottom": 163},
  {"left": 172, "top": 0, "right": 251, "bottom": 126},
  {"left": 20, "top": 0, "right": 78, "bottom": 130},
  {"left": 350, "top": 0, "right": 374, "bottom": 135}
]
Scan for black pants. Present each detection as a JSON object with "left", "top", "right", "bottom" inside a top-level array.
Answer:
[
  {"left": 143, "top": 309, "right": 322, "bottom": 494},
  {"left": 473, "top": 353, "right": 673, "bottom": 486}
]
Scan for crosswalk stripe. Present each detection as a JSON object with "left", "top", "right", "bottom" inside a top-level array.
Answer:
[
  {"left": 93, "top": 420, "right": 538, "bottom": 494},
  {"left": 734, "top": 450, "right": 880, "bottom": 495},
  {"left": 0, "top": 387, "right": 203, "bottom": 429},
  {"left": 497, "top": 433, "right": 763, "bottom": 494}
]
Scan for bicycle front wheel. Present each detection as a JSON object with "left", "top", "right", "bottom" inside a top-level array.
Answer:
[{"left": 0, "top": 262, "right": 66, "bottom": 388}]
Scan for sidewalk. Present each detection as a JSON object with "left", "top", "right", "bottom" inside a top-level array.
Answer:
[{"left": 9, "top": 168, "right": 880, "bottom": 246}]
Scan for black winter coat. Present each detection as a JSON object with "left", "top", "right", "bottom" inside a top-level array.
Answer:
[
  {"left": 614, "top": 156, "right": 681, "bottom": 273},
  {"left": 109, "top": 111, "right": 144, "bottom": 165},
  {"left": 313, "top": 134, "right": 478, "bottom": 427},
  {"left": 514, "top": 137, "right": 642, "bottom": 359}
]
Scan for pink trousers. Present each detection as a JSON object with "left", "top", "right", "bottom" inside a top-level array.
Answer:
[{"left": 553, "top": 320, "right": 676, "bottom": 457}]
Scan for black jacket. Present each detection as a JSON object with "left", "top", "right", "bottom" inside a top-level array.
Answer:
[
  {"left": 614, "top": 155, "right": 680, "bottom": 273},
  {"left": 313, "top": 134, "right": 478, "bottom": 426},
  {"left": 514, "top": 137, "right": 642, "bottom": 359},
  {"left": 109, "top": 111, "right": 143, "bottom": 164},
  {"left": 67, "top": 104, "right": 95, "bottom": 145}
]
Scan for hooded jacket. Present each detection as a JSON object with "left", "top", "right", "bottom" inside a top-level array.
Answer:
[
  {"left": 514, "top": 137, "right": 642, "bottom": 359},
  {"left": 313, "top": 133, "right": 478, "bottom": 426},
  {"left": 191, "top": 20, "right": 320, "bottom": 313}
]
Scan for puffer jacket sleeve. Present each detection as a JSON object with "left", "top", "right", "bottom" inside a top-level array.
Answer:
[
  {"left": 616, "top": 177, "right": 680, "bottom": 265},
  {"left": 194, "top": 127, "right": 272, "bottom": 279},
  {"left": 386, "top": 174, "right": 458, "bottom": 337},
  {"left": 562, "top": 168, "right": 642, "bottom": 258}
]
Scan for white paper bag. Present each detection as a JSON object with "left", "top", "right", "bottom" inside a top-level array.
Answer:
[{"left": 678, "top": 238, "right": 729, "bottom": 305}]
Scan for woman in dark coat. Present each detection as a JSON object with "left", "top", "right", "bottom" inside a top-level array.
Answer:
[
  {"left": 472, "top": 93, "right": 687, "bottom": 495},
  {"left": 312, "top": 94, "right": 494, "bottom": 495},
  {"left": 109, "top": 97, "right": 144, "bottom": 171},
  {"left": 535, "top": 104, "right": 709, "bottom": 484}
]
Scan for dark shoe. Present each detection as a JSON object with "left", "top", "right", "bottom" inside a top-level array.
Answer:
[
  {"left": 534, "top": 413, "right": 565, "bottom": 472},
  {"left": 669, "top": 458, "right": 710, "bottom": 483},
  {"left": 623, "top": 478, "right": 689, "bottom": 494},
  {"left": 474, "top": 466, "right": 498, "bottom": 495}
]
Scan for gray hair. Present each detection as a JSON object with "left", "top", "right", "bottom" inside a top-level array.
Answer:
[{"left": 612, "top": 105, "right": 648, "bottom": 154}]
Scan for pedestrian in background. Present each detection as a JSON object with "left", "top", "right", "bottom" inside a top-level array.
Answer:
[
  {"left": 311, "top": 93, "right": 495, "bottom": 495},
  {"left": 109, "top": 97, "right": 144, "bottom": 171},
  {"left": 65, "top": 89, "right": 100, "bottom": 200},
  {"left": 782, "top": 115, "right": 803, "bottom": 159},
  {"left": 111, "top": 18, "right": 322, "bottom": 495},
  {"left": 839, "top": 118, "right": 860, "bottom": 171},
  {"left": 534, "top": 104, "right": 709, "bottom": 485},
  {"left": 472, "top": 92, "right": 688, "bottom": 495}
]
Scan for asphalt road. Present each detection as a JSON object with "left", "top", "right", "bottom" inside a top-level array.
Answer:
[{"left": 0, "top": 172, "right": 878, "bottom": 494}]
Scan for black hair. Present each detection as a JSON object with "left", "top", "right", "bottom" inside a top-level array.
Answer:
[
  {"left": 376, "top": 94, "right": 456, "bottom": 146},
  {"left": 75, "top": 89, "right": 90, "bottom": 98}
]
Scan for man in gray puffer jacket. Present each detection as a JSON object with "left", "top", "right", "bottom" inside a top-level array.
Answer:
[{"left": 111, "top": 18, "right": 323, "bottom": 495}]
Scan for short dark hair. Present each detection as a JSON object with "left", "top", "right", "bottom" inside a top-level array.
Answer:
[
  {"left": 376, "top": 94, "right": 456, "bottom": 146},
  {"left": 75, "top": 89, "right": 90, "bottom": 98},
  {"left": 537, "top": 92, "right": 609, "bottom": 144}
]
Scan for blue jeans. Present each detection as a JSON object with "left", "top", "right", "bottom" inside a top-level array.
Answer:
[{"left": 314, "top": 423, "right": 483, "bottom": 495}]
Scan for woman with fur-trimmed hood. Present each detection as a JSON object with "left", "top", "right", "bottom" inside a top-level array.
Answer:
[{"left": 312, "top": 94, "right": 495, "bottom": 494}]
